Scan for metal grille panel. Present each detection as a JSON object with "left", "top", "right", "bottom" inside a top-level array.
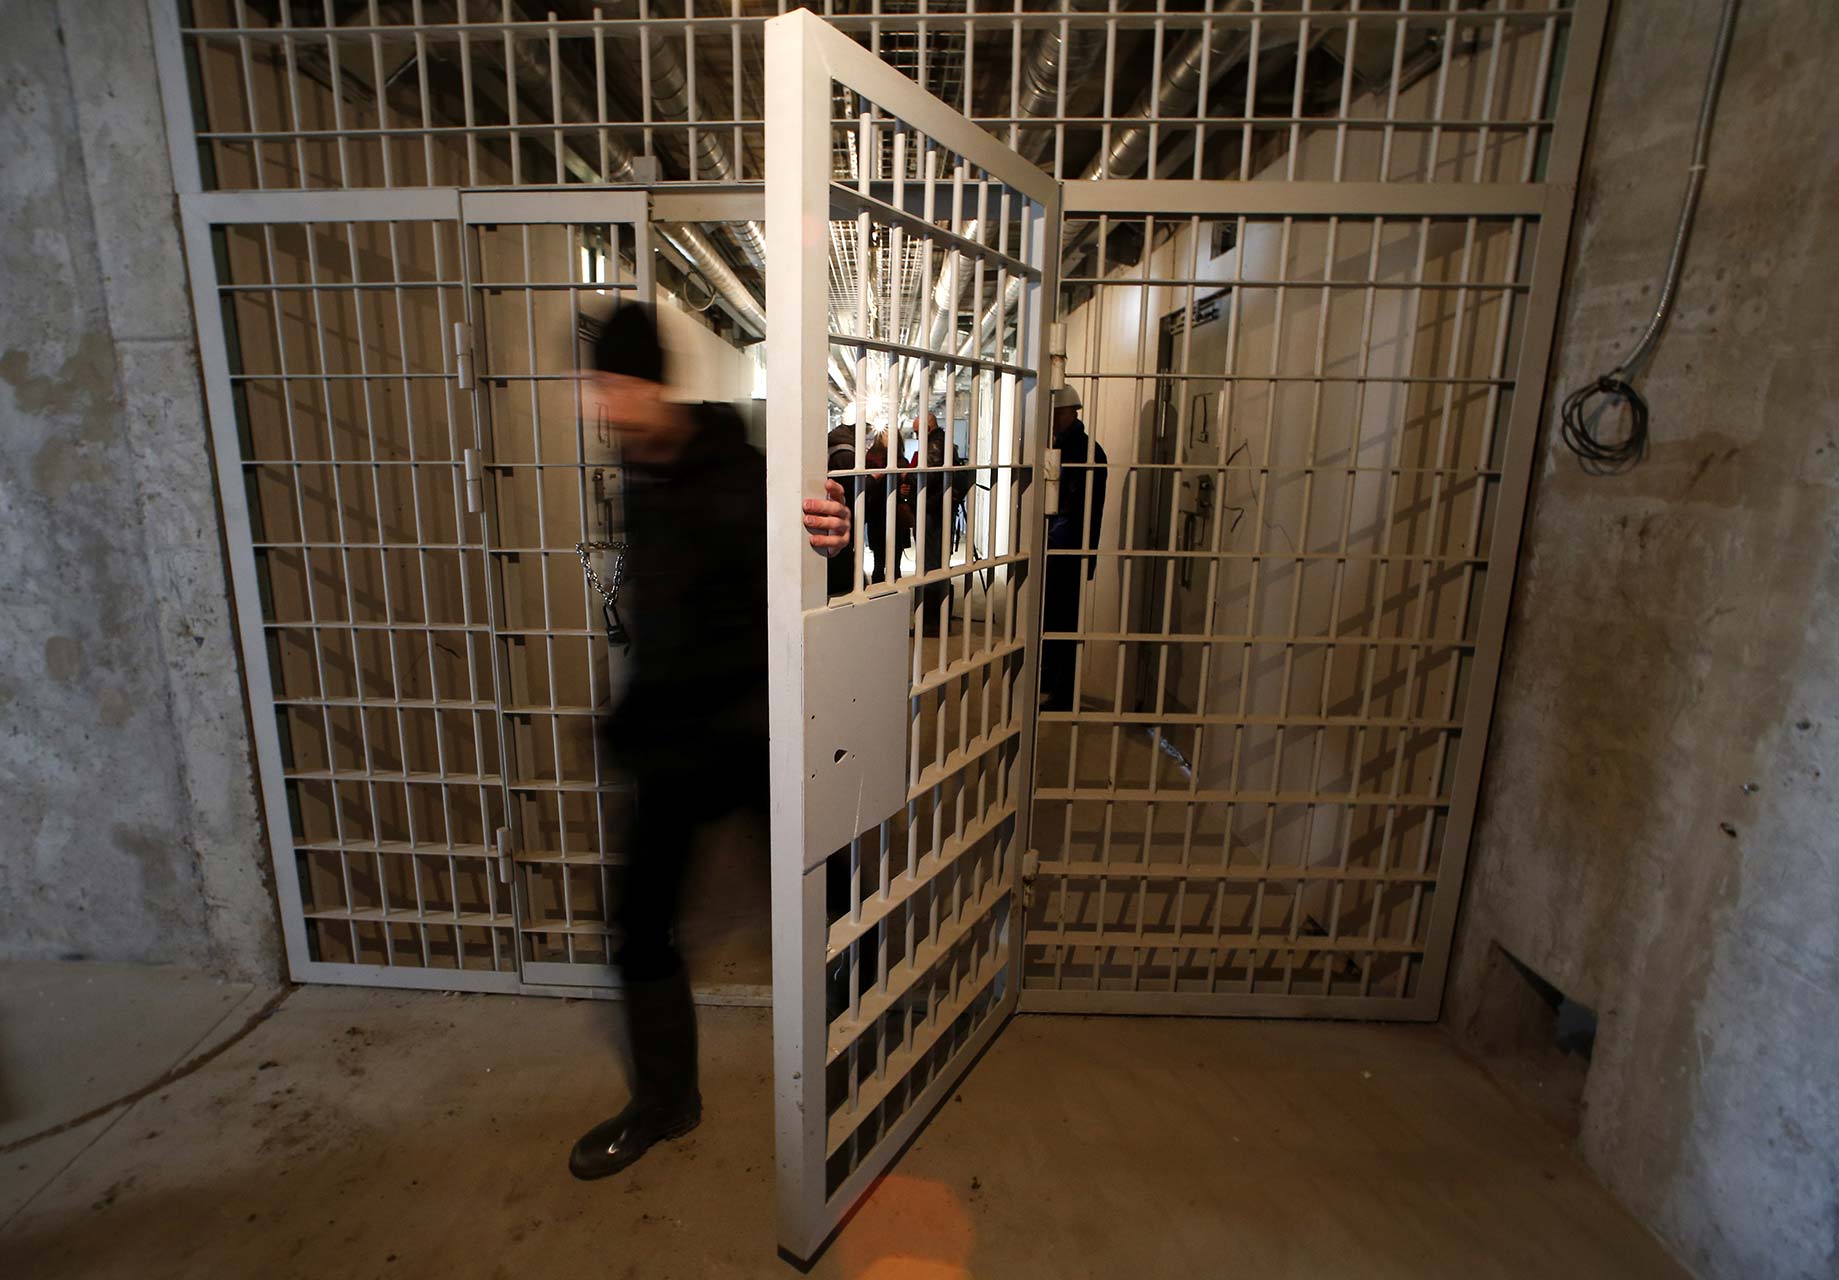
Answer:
[
  {"left": 466, "top": 201, "right": 648, "bottom": 985},
  {"left": 1028, "top": 206, "right": 1529, "bottom": 1010},
  {"left": 175, "top": 2, "right": 1584, "bottom": 190},
  {"left": 211, "top": 211, "right": 517, "bottom": 978}
]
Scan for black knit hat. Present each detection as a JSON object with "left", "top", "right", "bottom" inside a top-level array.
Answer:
[{"left": 592, "top": 302, "right": 667, "bottom": 383}]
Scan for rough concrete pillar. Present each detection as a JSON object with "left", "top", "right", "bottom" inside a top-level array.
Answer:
[
  {"left": 1446, "top": 2, "right": 1839, "bottom": 1277},
  {"left": 0, "top": 0, "right": 280, "bottom": 982}
]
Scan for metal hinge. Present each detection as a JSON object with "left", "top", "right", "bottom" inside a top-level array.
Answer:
[
  {"left": 463, "top": 448, "right": 484, "bottom": 514},
  {"left": 1042, "top": 447, "right": 1062, "bottom": 516},
  {"left": 453, "top": 321, "right": 474, "bottom": 390},
  {"left": 495, "top": 826, "right": 513, "bottom": 883}
]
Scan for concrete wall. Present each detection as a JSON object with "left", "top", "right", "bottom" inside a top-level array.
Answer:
[
  {"left": 1446, "top": 3, "right": 1839, "bottom": 1278},
  {"left": 0, "top": 0, "right": 279, "bottom": 981}
]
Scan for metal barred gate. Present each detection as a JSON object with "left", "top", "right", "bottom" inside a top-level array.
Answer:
[
  {"left": 150, "top": 0, "right": 1607, "bottom": 1263},
  {"left": 763, "top": 11, "right": 1055, "bottom": 1254},
  {"left": 177, "top": 185, "right": 658, "bottom": 992}
]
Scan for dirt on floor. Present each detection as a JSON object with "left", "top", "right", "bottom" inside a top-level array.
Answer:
[{"left": 0, "top": 977, "right": 1685, "bottom": 1279}]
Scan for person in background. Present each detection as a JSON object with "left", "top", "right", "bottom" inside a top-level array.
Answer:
[
  {"left": 825, "top": 419, "right": 859, "bottom": 598},
  {"left": 569, "top": 303, "right": 850, "bottom": 1181},
  {"left": 868, "top": 427, "right": 905, "bottom": 584},
  {"left": 911, "top": 413, "right": 971, "bottom": 634},
  {"left": 1040, "top": 385, "right": 1107, "bottom": 711}
]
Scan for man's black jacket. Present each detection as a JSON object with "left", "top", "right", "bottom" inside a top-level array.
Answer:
[{"left": 605, "top": 402, "right": 767, "bottom": 767}]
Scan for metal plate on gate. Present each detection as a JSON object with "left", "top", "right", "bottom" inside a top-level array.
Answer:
[{"left": 799, "top": 592, "right": 910, "bottom": 871}]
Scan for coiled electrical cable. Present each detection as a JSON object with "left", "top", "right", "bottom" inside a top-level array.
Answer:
[{"left": 1559, "top": 0, "right": 1740, "bottom": 475}]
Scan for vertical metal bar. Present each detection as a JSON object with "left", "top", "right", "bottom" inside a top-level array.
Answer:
[
  {"left": 368, "top": 0, "right": 395, "bottom": 188},
  {"left": 549, "top": 11, "right": 565, "bottom": 185},
  {"left": 280, "top": 3, "right": 311, "bottom": 184},
  {"left": 343, "top": 216, "right": 401, "bottom": 964},
  {"left": 459, "top": 0, "right": 480, "bottom": 184},
  {"left": 501, "top": 0, "right": 520, "bottom": 185},
  {"left": 764, "top": 12, "right": 830, "bottom": 1256},
  {"left": 413, "top": 0, "right": 436, "bottom": 184},
  {"left": 322, "top": 0, "right": 352, "bottom": 187},
  {"left": 386, "top": 217, "right": 437, "bottom": 967},
  {"left": 595, "top": 6, "right": 610, "bottom": 180},
  {"left": 232, "top": 0, "right": 268, "bottom": 189}
]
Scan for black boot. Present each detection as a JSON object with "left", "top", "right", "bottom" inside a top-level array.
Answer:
[{"left": 569, "top": 969, "right": 702, "bottom": 1181}]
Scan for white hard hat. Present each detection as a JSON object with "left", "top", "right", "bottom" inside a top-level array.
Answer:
[{"left": 1052, "top": 385, "right": 1083, "bottom": 411}]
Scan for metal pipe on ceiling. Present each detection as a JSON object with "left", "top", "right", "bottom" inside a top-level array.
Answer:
[{"left": 1076, "top": 1, "right": 1258, "bottom": 183}]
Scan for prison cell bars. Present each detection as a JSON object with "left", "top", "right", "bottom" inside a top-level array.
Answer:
[{"left": 176, "top": 2, "right": 1580, "bottom": 192}]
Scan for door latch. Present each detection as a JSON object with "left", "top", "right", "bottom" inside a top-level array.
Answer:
[
  {"left": 1042, "top": 447, "right": 1062, "bottom": 516},
  {"left": 494, "top": 826, "right": 513, "bottom": 884}
]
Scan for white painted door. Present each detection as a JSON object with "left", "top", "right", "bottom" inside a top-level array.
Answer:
[{"left": 762, "top": 10, "right": 1058, "bottom": 1263}]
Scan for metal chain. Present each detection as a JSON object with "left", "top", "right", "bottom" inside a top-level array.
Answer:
[
  {"left": 575, "top": 539, "right": 627, "bottom": 604},
  {"left": 575, "top": 539, "right": 630, "bottom": 647}
]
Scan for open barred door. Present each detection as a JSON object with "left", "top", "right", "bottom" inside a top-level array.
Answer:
[{"left": 763, "top": 10, "right": 1058, "bottom": 1263}]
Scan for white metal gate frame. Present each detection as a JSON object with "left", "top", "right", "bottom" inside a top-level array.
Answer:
[{"left": 763, "top": 9, "right": 1057, "bottom": 1258}]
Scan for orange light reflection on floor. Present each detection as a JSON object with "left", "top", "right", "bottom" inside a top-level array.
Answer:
[{"left": 831, "top": 1172, "right": 974, "bottom": 1280}]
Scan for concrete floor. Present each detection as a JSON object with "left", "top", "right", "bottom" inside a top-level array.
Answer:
[{"left": 0, "top": 963, "right": 1683, "bottom": 1279}]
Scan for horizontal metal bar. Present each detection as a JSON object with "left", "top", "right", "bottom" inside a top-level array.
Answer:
[
  {"left": 181, "top": 9, "right": 1577, "bottom": 41},
  {"left": 255, "top": 541, "right": 474, "bottom": 552},
  {"left": 985, "top": 114, "right": 1552, "bottom": 131},
  {"left": 230, "top": 373, "right": 457, "bottom": 382},
  {"left": 513, "top": 849, "right": 624, "bottom": 866},
  {"left": 1031, "top": 788, "right": 1451, "bottom": 807},
  {"left": 263, "top": 621, "right": 489, "bottom": 633},
  {"left": 1066, "top": 371, "right": 1514, "bottom": 387},
  {"left": 827, "top": 332, "right": 1034, "bottom": 379},
  {"left": 1063, "top": 181, "right": 1551, "bottom": 219},
  {"left": 305, "top": 907, "right": 511, "bottom": 926},
  {"left": 650, "top": 185, "right": 766, "bottom": 222},
  {"left": 286, "top": 768, "right": 502, "bottom": 785},
  {"left": 1043, "top": 548, "right": 1488, "bottom": 565},
  {"left": 1060, "top": 276, "right": 1528, "bottom": 292},
  {"left": 1017, "top": 987, "right": 1431, "bottom": 1021},
  {"left": 1023, "top": 930, "right": 1423, "bottom": 956},
  {"left": 275, "top": 696, "right": 495, "bottom": 711},
  {"left": 515, "top": 971, "right": 774, "bottom": 1007},
  {"left": 183, "top": 188, "right": 461, "bottom": 223},
  {"left": 1051, "top": 463, "right": 1501, "bottom": 476},
  {"left": 520, "top": 917, "right": 612, "bottom": 936},
  {"left": 909, "top": 722, "right": 1023, "bottom": 800},
  {"left": 297, "top": 838, "right": 492, "bottom": 857},
  {"left": 469, "top": 280, "right": 639, "bottom": 293},
  {"left": 1038, "top": 711, "right": 1462, "bottom": 730},
  {"left": 506, "top": 778, "right": 618, "bottom": 794},
  {"left": 462, "top": 187, "right": 647, "bottom": 225},
  {"left": 218, "top": 281, "right": 462, "bottom": 293},
  {"left": 1040, "top": 632, "right": 1475, "bottom": 649},
  {"left": 909, "top": 638, "right": 1025, "bottom": 699},
  {"left": 829, "top": 185, "right": 1040, "bottom": 283},
  {"left": 286, "top": 960, "right": 521, "bottom": 995},
  {"left": 1035, "top": 862, "right": 1440, "bottom": 884},
  {"left": 198, "top": 120, "right": 755, "bottom": 141}
]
